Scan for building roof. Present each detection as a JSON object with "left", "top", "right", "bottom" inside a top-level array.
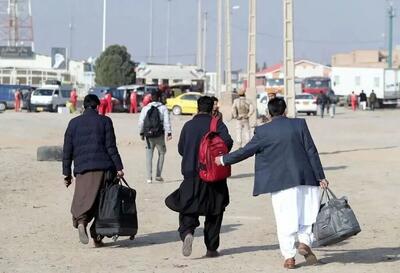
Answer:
[{"left": 256, "top": 59, "right": 330, "bottom": 77}]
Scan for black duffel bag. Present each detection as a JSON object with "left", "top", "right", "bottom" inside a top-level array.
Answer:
[
  {"left": 95, "top": 176, "right": 138, "bottom": 240},
  {"left": 313, "top": 188, "right": 361, "bottom": 247}
]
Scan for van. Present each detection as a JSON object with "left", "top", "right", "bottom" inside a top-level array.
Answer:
[
  {"left": 30, "top": 85, "right": 72, "bottom": 112},
  {"left": 0, "top": 84, "right": 33, "bottom": 111}
]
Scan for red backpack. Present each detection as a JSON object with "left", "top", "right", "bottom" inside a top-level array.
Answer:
[{"left": 198, "top": 117, "right": 231, "bottom": 183}]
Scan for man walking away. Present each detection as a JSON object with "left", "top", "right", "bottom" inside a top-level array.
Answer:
[
  {"left": 327, "top": 89, "right": 337, "bottom": 118},
  {"left": 138, "top": 90, "right": 172, "bottom": 183},
  {"left": 25, "top": 89, "right": 33, "bottom": 112},
  {"left": 105, "top": 91, "right": 113, "bottom": 114},
  {"left": 359, "top": 90, "right": 367, "bottom": 111},
  {"left": 232, "top": 90, "right": 254, "bottom": 147},
  {"left": 216, "top": 98, "right": 329, "bottom": 269},
  {"left": 369, "top": 90, "right": 377, "bottom": 111},
  {"left": 316, "top": 91, "right": 328, "bottom": 118},
  {"left": 211, "top": 96, "right": 223, "bottom": 120},
  {"left": 63, "top": 94, "right": 124, "bottom": 247},
  {"left": 165, "top": 96, "right": 233, "bottom": 258}
]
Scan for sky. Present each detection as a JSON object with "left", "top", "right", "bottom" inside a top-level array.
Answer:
[{"left": 30, "top": 0, "right": 396, "bottom": 71}]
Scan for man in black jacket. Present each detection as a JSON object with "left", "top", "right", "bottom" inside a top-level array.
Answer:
[
  {"left": 216, "top": 98, "right": 329, "bottom": 269},
  {"left": 63, "top": 94, "right": 124, "bottom": 247},
  {"left": 165, "top": 96, "right": 233, "bottom": 258}
]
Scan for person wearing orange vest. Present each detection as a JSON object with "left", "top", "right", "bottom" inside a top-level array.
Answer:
[
  {"left": 105, "top": 91, "right": 113, "bottom": 114},
  {"left": 70, "top": 88, "right": 78, "bottom": 111},
  {"left": 98, "top": 97, "right": 107, "bottom": 116},
  {"left": 14, "top": 89, "right": 22, "bottom": 112},
  {"left": 142, "top": 93, "right": 152, "bottom": 107},
  {"left": 129, "top": 91, "right": 138, "bottom": 113},
  {"left": 350, "top": 91, "right": 357, "bottom": 111}
]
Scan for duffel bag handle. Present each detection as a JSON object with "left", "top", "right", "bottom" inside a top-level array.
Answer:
[
  {"left": 118, "top": 176, "right": 132, "bottom": 189},
  {"left": 320, "top": 187, "right": 338, "bottom": 204}
]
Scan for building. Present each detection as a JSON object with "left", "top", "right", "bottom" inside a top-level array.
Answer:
[
  {"left": 331, "top": 49, "right": 400, "bottom": 68},
  {"left": 136, "top": 63, "right": 205, "bottom": 87},
  {"left": 0, "top": 48, "right": 95, "bottom": 95},
  {"left": 256, "top": 59, "right": 331, "bottom": 85}
]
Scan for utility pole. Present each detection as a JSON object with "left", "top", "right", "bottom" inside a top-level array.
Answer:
[
  {"left": 166, "top": 0, "right": 171, "bottom": 64},
  {"left": 216, "top": 0, "right": 223, "bottom": 97},
  {"left": 283, "top": 0, "right": 296, "bottom": 118},
  {"left": 197, "top": 0, "right": 203, "bottom": 69},
  {"left": 202, "top": 12, "right": 208, "bottom": 70},
  {"left": 225, "top": 0, "right": 232, "bottom": 95},
  {"left": 148, "top": 0, "right": 154, "bottom": 62},
  {"left": 388, "top": 3, "right": 395, "bottom": 68},
  {"left": 247, "top": 0, "right": 257, "bottom": 126},
  {"left": 102, "top": 0, "right": 107, "bottom": 51}
]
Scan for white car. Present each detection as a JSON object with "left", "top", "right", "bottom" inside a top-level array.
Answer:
[
  {"left": 30, "top": 85, "right": 72, "bottom": 112},
  {"left": 295, "top": 93, "right": 317, "bottom": 116}
]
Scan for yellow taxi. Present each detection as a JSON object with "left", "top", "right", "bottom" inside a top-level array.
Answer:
[{"left": 166, "top": 92, "right": 203, "bottom": 115}]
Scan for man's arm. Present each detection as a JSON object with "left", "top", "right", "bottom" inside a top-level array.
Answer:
[
  {"left": 301, "top": 119, "right": 325, "bottom": 180},
  {"left": 105, "top": 118, "right": 124, "bottom": 171},
  {"left": 221, "top": 128, "right": 261, "bottom": 166},
  {"left": 138, "top": 106, "right": 148, "bottom": 134},
  {"left": 178, "top": 124, "right": 186, "bottom": 156},
  {"left": 62, "top": 121, "right": 73, "bottom": 177}
]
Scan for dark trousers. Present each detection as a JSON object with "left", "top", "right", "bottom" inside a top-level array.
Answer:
[
  {"left": 178, "top": 213, "right": 224, "bottom": 251},
  {"left": 370, "top": 102, "right": 376, "bottom": 111}
]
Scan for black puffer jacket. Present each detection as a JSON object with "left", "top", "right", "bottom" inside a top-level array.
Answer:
[{"left": 62, "top": 108, "right": 123, "bottom": 176}]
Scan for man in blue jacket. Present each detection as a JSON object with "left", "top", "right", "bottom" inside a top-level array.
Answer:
[
  {"left": 216, "top": 98, "right": 329, "bottom": 269},
  {"left": 63, "top": 94, "right": 124, "bottom": 247}
]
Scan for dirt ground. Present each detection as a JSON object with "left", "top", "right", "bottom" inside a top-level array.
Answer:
[{"left": 0, "top": 107, "right": 399, "bottom": 273}]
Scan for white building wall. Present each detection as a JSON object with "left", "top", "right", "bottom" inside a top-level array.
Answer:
[{"left": 136, "top": 64, "right": 205, "bottom": 85}]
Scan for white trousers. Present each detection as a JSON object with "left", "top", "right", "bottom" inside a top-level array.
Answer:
[
  {"left": 360, "top": 101, "right": 367, "bottom": 110},
  {"left": 271, "top": 185, "right": 320, "bottom": 259}
]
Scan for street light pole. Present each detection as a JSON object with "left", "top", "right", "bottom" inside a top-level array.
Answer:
[
  {"left": 149, "top": 0, "right": 154, "bottom": 62},
  {"left": 102, "top": 0, "right": 107, "bottom": 51},
  {"left": 197, "top": 0, "right": 203, "bottom": 69},
  {"left": 202, "top": 12, "right": 208, "bottom": 70},
  {"left": 225, "top": 0, "right": 232, "bottom": 95},
  {"left": 166, "top": 0, "right": 171, "bottom": 65},
  {"left": 216, "top": 0, "right": 223, "bottom": 97},
  {"left": 247, "top": 0, "right": 257, "bottom": 126},
  {"left": 283, "top": 0, "right": 296, "bottom": 117}
]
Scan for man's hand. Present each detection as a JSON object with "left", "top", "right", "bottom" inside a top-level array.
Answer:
[
  {"left": 319, "top": 178, "right": 329, "bottom": 189},
  {"left": 64, "top": 176, "right": 72, "bottom": 188},
  {"left": 117, "top": 170, "right": 124, "bottom": 177},
  {"left": 215, "top": 156, "right": 222, "bottom": 166},
  {"left": 140, "top": 134, "right": 145, "bottom": 141}
]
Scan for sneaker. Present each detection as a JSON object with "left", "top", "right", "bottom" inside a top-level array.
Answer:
[
  {"left": 146, "top": 179, "right": 152, "bottom": 184},
  {"left": 182, "top": 233, "right": 194, "bottom": 257},
  {"left": 155, "top": 176, "right": 164, "bottom": 182},
  {"left": 205, "top": 250, "right": 220, "bottom": 258},
  {"left": 77, "top": 224, "right": 89, "bottom": 245}
]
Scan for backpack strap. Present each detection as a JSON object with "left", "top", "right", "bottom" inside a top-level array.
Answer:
[{"left": 210, "top": 117, "right": 219, "bottom": 132}]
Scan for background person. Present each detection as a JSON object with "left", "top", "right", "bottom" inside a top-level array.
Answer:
[
  {"left": 369, "top": 90, "right": 377, "bottom": 111},
  {"left": 14, "top": 89, "right": 22, "bottom": 112},
  {"left": 231, "top": 90, "right": 254, "bottom": 147},
  {"left": 359, "top": 90, "right": 367, "bottom": 111}
]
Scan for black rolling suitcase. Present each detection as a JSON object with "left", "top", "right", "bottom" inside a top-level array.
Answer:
[{"left": 95, "top": 177, "right": 138, "bottom": 241}]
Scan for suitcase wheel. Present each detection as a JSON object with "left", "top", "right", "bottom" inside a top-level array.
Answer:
[
  {"left": 112, "top": 235, "right": 119, "bottom": 242},
  {"left": 129, "top": 235, "right": 135, "bottom": 241}
]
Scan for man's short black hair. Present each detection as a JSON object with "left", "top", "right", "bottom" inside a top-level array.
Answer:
[
  {"left": 211, "top": 96, "right": 218, "bottom": 102},
  {"left": 151, "top": 89, "right": 160, "bottom": 101},
  {"left": 83, "top": 94, "right": 100, "bottom": 109},
  {"left": 268, "top": 97, "right": 286, "bottom": 117},
  {"left": 197, "top": 96, "right": 214, "bottom": 113}
]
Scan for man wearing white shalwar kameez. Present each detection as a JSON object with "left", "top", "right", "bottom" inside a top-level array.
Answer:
[{"left": 217, "top": 98, "right": 329, "bottom": 269}]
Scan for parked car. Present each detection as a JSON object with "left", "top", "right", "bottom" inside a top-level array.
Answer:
[
  {"left": 30, "top": 85, "right": 72, "bottom": 112},
  {"left": 166, "top": 92, "right": 202, "bottom": 115},
  {"left": 0, "top": 84, "right": 33, "bottom": 111},
  {"left": 295, "top": 93, "right": 317, "bottom": 116}
]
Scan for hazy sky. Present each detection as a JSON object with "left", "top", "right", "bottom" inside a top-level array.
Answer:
[{"left": 31, "top": 0, "right": 395, "bottom": 70}]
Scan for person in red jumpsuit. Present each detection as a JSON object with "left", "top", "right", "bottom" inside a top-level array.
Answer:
[
  {"left": 142, "top": 93, "right": 152, "bottom": 107},
  {"left": 70, "top": 88, "right": 78, "bottom": 111},
  {"left": 350, "top": 91, "right": 357, "bottom": 111},
  {"left": 14, "top": 89, "right": 22, "bottom": 112},
  {"left": 98, "top": 97, "right": 107, "bottom": 116},
  {"left": 129, "top": 91, "right": 138, "bottom": 113},
  {"left": 105, "top": 91, "right": 113, "bottom": 114}
]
